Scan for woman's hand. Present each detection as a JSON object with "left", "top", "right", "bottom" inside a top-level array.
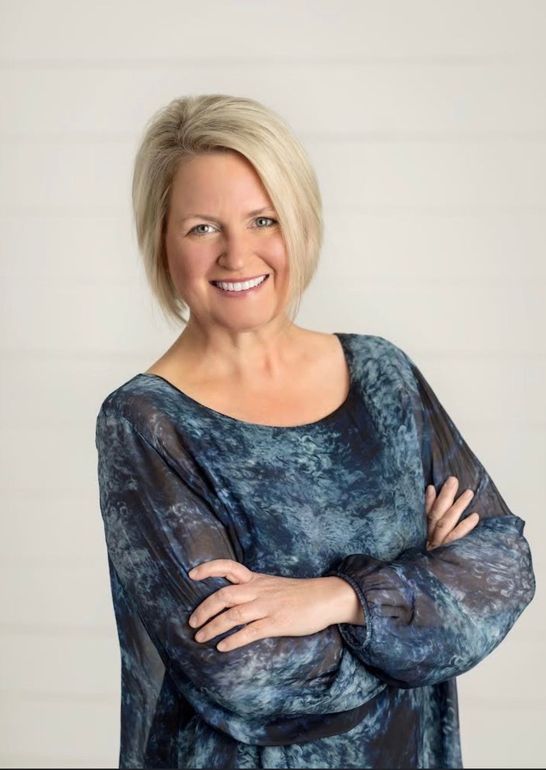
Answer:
[
  {"left": 425, "top": 475, "right": 480, "bottom": 550},
  {"left": 187, "top": 559, "right": 341, "bottom": 652}
]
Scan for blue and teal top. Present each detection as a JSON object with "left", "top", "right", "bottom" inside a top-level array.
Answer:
[{"left": 95, "top": 332, "right": 535, "bottom": 769}]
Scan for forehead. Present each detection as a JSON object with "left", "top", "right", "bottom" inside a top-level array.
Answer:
[
  {"left": 168, "top": 151, "right": 274, "bottom": 217},
  {"left": 172, "top": 151, "right": 263, "bottom": 192}
]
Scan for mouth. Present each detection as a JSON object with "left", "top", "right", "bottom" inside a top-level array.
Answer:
[{"left": 210, "top": 273, "right": 270, "bottom": 295}]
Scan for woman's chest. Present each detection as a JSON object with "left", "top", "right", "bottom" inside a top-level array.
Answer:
[{"left": 185, "top": 406, "right": 427, "bottom": 576}]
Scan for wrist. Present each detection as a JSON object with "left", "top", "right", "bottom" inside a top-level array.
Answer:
[{"left": 321, "top": 576, "right": 365, "bottom": 626}]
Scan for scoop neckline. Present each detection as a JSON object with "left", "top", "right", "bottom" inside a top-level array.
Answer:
[{"left": 136, "top": 332, "right": 355, "bottom": 431}]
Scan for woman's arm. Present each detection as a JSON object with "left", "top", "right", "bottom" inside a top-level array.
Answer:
[
  {"left": 326, "top": 339, "right": 536, "bottom": 689},
  {"left": 96, "top": 403, "right": 387, "bottom": 742}
]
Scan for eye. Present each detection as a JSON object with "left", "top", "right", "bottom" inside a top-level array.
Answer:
[
  {"left": 187, "top": 217, "right": 277, "bottom": 237},
  {"left": 188, "top": 223, "right": 216, "bottom": 236},
  {"left": 255, "top": 217, "right": 277, "bottom": 228}
]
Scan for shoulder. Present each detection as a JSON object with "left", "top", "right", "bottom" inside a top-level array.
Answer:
[
  {"left": 344, "top": 332, "right": 423, "bottom": 415},
  {"left": 340, "top": 333, "right": 423, "bottom": 437},
  {"left": 95, "top": 374, "right": 185, "bottom": 453},
  {"left": 344, "top": 332, "right": 415, "bottom": 383},
  {"left": 95, "top": 376, "right": 211, "bottom": 493}
]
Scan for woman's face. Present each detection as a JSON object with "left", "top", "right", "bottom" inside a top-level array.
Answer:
[{"left": 164, "top": 150, "right": 290, "bottom": 334}]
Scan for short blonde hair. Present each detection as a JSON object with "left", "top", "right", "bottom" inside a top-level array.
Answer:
[{"left": 132, "top": 94, "right": 323, "bottom": 327}]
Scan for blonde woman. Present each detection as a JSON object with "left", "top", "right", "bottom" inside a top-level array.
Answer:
[{"left": 95, "top": 95, "right": 535, "bottom": 769}]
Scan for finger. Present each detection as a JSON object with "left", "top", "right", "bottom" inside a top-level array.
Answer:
[
  {"left": 425, "top": 485, "right": 437, "bottom": 516},
  {"left": 440, "top": 512, "right": 480, "bottom": 546},
  {"left": 427, "top": 475, "right": 460, "bottom": 529},
  {"left": 428, "top": 490, "right": 476, "bottom": 549},
  {"left": 188, "top": 559, "right": 252, "bottom": 584},
  {"left": 428, "top": 481, "right": 474, "bottom": 538},
  {"left": 193, "top": 601, "right": 265, "bottom": 645},
  {"left": 426, "top": 479, "right": 451, "bottom": 541},
  {"left": 428, "top": 511, "right": 480, "bottom": 550},
  {"left": 215, "top": 617, "right": 271, "bottom": 653},
  {"left": 188, "top": 584, "right": 253, "bottom": 629}
]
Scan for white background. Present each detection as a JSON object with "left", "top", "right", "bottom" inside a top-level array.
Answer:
[{"left": 0, "top": 1, "right": 544, "bottom": 767}]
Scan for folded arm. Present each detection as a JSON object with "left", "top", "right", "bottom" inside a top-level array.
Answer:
[
  {"left": 96, "top": 404, "right": 387, "bottom": 739},
  {"left": 326, "top": 340, "right": 536, "bottom": 688}
]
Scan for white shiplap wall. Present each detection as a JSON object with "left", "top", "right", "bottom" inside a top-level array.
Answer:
[{"left": 1, "top": 1, "right": 544, "bottom": 767}]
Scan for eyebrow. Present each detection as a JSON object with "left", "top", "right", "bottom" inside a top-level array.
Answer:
[{"left": 178, "top": 206, "right": 275, "bottom": 224}]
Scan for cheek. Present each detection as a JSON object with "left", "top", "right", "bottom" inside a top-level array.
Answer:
[
  {"left": 265, "top": 234, "right": 289, "bottom": 271},
  {"left": 166, "top": 238, "right": 210, "bottom": 283}
]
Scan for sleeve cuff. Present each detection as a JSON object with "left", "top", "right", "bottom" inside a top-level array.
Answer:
[{"left": 325, "top": 570, "right": 373, "bottom": 651}]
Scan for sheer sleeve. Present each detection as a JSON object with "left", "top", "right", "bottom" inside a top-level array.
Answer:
[
  {"left": 326, "top": 340, "right": 536, "bottom": 689},
  {"left": 95, "top": 403, "right": 387, "bottom": 744}
]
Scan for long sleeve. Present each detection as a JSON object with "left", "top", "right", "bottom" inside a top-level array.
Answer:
[
  {"left": 95, "top": 403, "right": 387, "bottom": 745},
  {"left": 326, "top": 340, "right": 536, "bottom": 689}
]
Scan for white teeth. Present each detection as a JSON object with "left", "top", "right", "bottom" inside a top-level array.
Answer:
[{"left": 214, "top": 275, "right": 267, "bottom": 292}]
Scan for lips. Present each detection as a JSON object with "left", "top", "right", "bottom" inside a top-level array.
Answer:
[
  {"left": 209, "top": 273, "right": 269, "bottom": 285},
  {"left": 210, "top": 273, "right": 270, "bottom": 295}
]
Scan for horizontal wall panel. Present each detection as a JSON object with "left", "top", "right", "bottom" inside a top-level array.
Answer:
[
  {"left": 458, "top": 699, "right": 546, "bottom": 769},
  {"left": 1, "top": 141, "right": 546, "bottom": 211},
  {"left": 0, "top": 697, "right": 117, "bottom": 766},
  {"left": 0, "top": 498, "right": 108, "bottom": 566},
  {"left": 1, "top": 0, "right": 545, "bottom": 61},
  {"left": 1, "top": 3, "right": 544, "bottom": 768},
  {"left": 301, "top": 283, "right": 545, "bottom": 355},
  {"left": 0, "top": 437, "right": 542, "bottom": 562},
  {"left": 0, "top": 556, "right": 541, "bottom": 640},
  {"left": 0, "top": 350, "right": 544, "bottom": 429},
  {"left": 1, "top": 283, "right": 544, "bottom": 355},
  {"left": 0, "top": 562, "right": 116, "bottom": 629},
  {"left": 0, "top": 426, "right": 108, "bottom": 494},
  {"left": 458, "top": 638, "right": 545, "bottom": 706},
  {"left": 1, "top": 210, "right": 545, "bottom": 284},
  {"left": 0, "top": 750, "right": 114, "bottom": 770},
  {"left": 314, "top": 141, "right": 546, "bottom": 210},
  {"left": 321, "top": 210, "right": 546, "bottom": 283},
  {"left": 0, "top": 62, "right": 545, "bottom": 135},
  {"left": 2, "top": 417, "right": 541, "bottom": 495},
  {"left": 0, "top": 633, "right": 118, "bottom": 697}
]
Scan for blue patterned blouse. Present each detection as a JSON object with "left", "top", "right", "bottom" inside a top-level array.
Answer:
[{"left": 95, "top": 332, "right": 535, "bottom": 769}]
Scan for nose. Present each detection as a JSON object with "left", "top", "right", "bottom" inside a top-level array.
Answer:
[{"left": 216, "top": 226, "right": 254, "bottom": 270}]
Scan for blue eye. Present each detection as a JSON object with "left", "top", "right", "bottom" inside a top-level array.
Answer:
[
  {"left": 188, "top": 217, "right": 277, "bottom": 237},
  {"left": 255, "top": 217, "right": 277, "bottom": 228},
  {"left": 188, "top": 223, "right": 215, "bottom": 236}
]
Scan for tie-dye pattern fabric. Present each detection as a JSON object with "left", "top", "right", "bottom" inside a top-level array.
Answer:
[{"left": 95, "top": 333, "right": 535, "bottom": 769}]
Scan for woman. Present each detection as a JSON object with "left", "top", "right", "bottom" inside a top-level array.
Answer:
[{"left": 95, "top": 94, "right": 535, "bottom": 769}]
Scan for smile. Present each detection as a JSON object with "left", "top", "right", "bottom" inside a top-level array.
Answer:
[{"left": 210, "top": 274, "right": 269, "bottom": 295}]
